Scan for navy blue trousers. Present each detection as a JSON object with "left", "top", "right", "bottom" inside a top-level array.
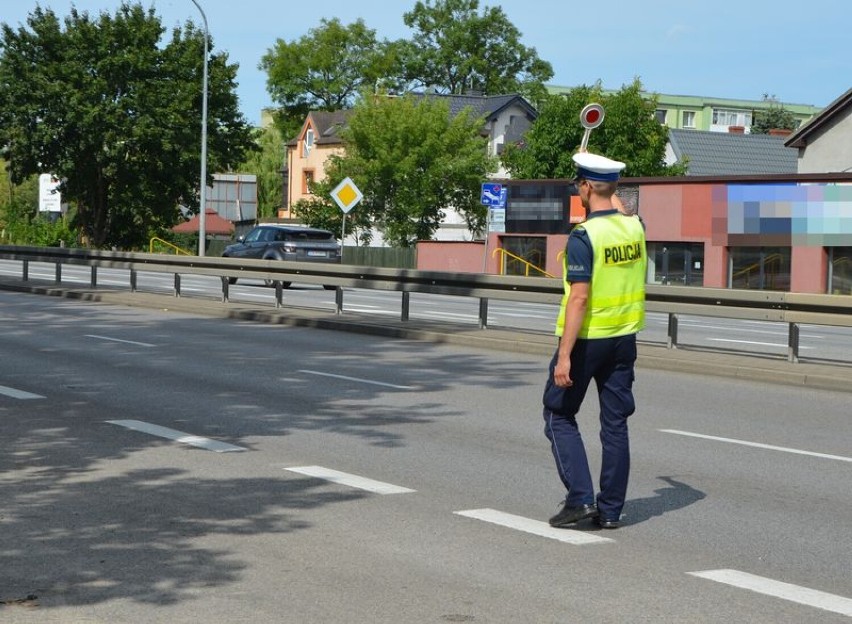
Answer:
[{"left": 542, "top": 334, "right": 637, "bottom": 520}]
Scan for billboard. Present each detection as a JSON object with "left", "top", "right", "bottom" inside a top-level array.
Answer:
[{"left": 38, "top": 174, "right": 62, "bottom": 213}]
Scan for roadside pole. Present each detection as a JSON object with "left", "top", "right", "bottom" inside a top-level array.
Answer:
[{"left": 330, "top": 177, "right": 363, "bottom": 263}]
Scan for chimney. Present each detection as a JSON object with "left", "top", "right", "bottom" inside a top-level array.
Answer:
[
  {"left": 768, "top": 128, "right": 793, "bottom": 137},
  {"left": 728, "top": 126, "right": 745, "bottom": 134}
]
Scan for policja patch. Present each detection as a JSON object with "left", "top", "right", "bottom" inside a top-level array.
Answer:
[{"left": 603, "top": 241, "right": 643, "bottom": 265}]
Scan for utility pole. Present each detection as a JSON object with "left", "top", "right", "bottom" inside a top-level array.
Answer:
[{"left": 190, "top": 0, "right": 209, "bottom": 256}]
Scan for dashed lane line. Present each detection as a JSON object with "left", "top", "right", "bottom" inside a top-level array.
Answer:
[
  {"left": 285, "top": 466, "right": 415, "bottom": 494},
  {"left": 86, "top": 334, "right": 156, "bottom": 347},
  {"left": 299, "top": 369, "right": 415, "bottom": 390},
  {"left": 661, "top": 429, "right": 852, "bottom": 463},
  {"left": 708, "top": 338, "right": 814, "bottom": 349},
  {"left": 689, "top": 569, "right": 852, "bottom": 617},
  {"left": 106, "top": 419, "right": 247, "bottom": 452},
  {"left": 0, "top": 385, "right": 45, "bottom": 400},
  {"left": 454, "top": 508, "right": 613, "bottom": 545}
]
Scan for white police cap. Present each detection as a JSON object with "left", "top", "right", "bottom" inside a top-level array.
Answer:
[{"left": 572, "top": 152, "right": 626, "bottom": 181}]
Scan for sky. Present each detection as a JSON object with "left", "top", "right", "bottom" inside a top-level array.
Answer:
[{"left": 4, "top": 0, "right": 851, "bottom": 126}]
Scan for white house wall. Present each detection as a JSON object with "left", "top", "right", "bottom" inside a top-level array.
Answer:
[{"left": 797, "top": 107, "right": 852, "bottom": 173}]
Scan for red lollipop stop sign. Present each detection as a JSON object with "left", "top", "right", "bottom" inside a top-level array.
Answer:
[
  {"left": 579, "top": 103, "right": 605, "bottom": 149},
  {"left": 581, "top": 104, "right": 604, "bottom": 128}
]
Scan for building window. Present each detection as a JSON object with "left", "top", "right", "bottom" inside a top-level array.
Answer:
[
  {"left": 500, "top": 236, "right": 549, "bottom": 276},
  {"left": 302, "top": 128, "right": 315, "bottom": 158},
  {"left": 650, "top": 243, "right": 704, "bottom": 286},
  {"left": 729, "top": 247, "right": 790, "bottom": 291},
  {"left": 712, "top": 108, "right": 753, "bottom": 128},
  {"left": 682, "top": 111, "right": 696, "bottom": 128},
  {"left": 829, "top": 247, "right": 852, "bottom": 295},
  {"left": 654, "top": 109, "right": 667, "bottom": 124},
  {"left": 302, "top": 169, "right": 314, "bottom": 194}
]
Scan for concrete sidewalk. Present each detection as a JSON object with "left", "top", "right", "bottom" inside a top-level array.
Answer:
[{"left": 3, "top": 276, "right": 851, "bottom": 394}]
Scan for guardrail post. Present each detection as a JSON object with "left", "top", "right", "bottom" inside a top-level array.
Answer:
[
  {"left": 401, "top": 291, "right": 410, "bottom": 322},
  {"left": 22, "top": 259, "right": 28, "bottom": 281},
  {"left": 174, "top": 274, "right": 181, "bottom": 297},
  {"left": 788, "top": 322, "right": 800, "bottom": 363},
  {"left": 275, "top": 281, "right": 283, "bottom": 308},
  {"left": 90, "top": 266, "right": 97, "bottom": 288},
  {"left": 221, "top": 276, "right": 229, "bottom": 302},
  {"left": 130, "top": 269, "right": 137, "bottom": 292},
  {"left": 55, "top": 262, "right": 61, "bottom": 284},
  {"left": 667, "top": 313, "right": 679, "bottom": 349},
  {"left": 479, "top": 298, "right": 489, "bottom": 329},
  {"left": 335, "top": 287, "right": 343, "bottom": 315}
]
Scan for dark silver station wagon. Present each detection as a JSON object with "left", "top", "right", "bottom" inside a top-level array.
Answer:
[{"left": 222, "top": 224, "right": 341, "bottom": 288}]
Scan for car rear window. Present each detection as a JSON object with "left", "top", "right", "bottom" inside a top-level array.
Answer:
[{"left": 290, "top": 230, "right": 334, "bottom": 241}]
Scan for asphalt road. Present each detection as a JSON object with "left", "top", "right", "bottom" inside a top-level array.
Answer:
[
  {"left": 1, "top": 291, "right": 850, "bottom": 623},
  {"left": 2, "top": 259, "right": 852, "bottom": 364}
]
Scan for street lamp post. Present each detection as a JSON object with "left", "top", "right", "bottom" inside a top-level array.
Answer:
[{"left": 190, "top": 0, "right": 209, "bottom": 256}]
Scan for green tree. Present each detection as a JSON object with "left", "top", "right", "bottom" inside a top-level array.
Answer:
[
  {"left": 237, "top": 126, "right": 284, "bottom": 219},
  {"left": 0, "top": 167, "right": 39, "bottom": 243},
  {"left": 401, "top": 0, "right": 553, "bottom": 102},
  {"left": 0, "top": 3, "right": 255, "bottom": 249},
  {"left": 292, "top": 193, "right": 375, "bottom": 247},
  {"left": 0, "top": 163, "right": 72, "bottom": 246},
  {"left": 502, "top": 79, "right": 687, "bottom": 179},
  {"left": 751, "top": 94, "right": 798, "bottom": 134},
  {"left": 261, "top": 18, "right": 398, "bottom": 141},
  {"left": 303, "top": 94, "right": 496, "bottom": 247}
]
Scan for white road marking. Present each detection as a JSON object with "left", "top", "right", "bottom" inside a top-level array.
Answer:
[
  {"left": 285, "top": 466, "right": 415, "bottom": 494},
  {"left": 689, "top": 569, "right": 852, "bottom": 617},
  {"left": 299, "top": 369, "right": 414, "bottom": 390},
  {"left": 675, "top": 323, "right": 824, "bottom": 339},
  {"left": 335, "top": 306, "right": 397, "bottom": 316},
  {"left": 0, "top": 385, "right": 45, "bottom": 400},
  {"left": 339, "top": 303, "right": 382, "bottom": 309},
  {"left": 707, "top": 338, "right": 813, "bottom": 349},
  {"left": 496, "top": 313, "right": 553, "bottom": 320},
  {"left": 86, "top": 334, "right": 156, "bottom": 347},
  {"left": 454, "top": 508, "right": 613, "bottom": 545},
  {"left": 106, "top": 419, "right": 246, "bottom": 452},
  {"left": 661, "top": 429, "right": 852, "bottom": 463}
]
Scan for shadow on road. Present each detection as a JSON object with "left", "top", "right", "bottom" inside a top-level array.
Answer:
[
  {"left": 0, "top": 293, "right": 544, "bottom": 612},
  {"left": 623, "top": 476, "right": 706, "bottom": 526}
]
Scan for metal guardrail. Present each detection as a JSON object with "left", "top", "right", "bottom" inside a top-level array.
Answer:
[{"left": 1, "top": 245, "right": 851, "bottom": 363}]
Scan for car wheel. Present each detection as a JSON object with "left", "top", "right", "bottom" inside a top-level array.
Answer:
[
  {"left": 265, "top": 279, "right": 292, "bottom": 289},
  {"left": 323, "top": 285, "right": 337, "bottom": 291}
]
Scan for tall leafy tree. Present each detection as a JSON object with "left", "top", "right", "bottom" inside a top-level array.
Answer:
[
  {"left": 237, "top": 126, "right": 284, "bottom": 219},
  {"left": 0, "top": 3, "right": 254, "bottom": 249},
  {"left": 401, "top": 0, "right": 553, "bottom": 102},
  {"left": 502, "top": 79, "right": 687, "bottom": 179},
  {"left": 0, "top": 165, "right": 39, "bottom": 242},
  {"left": 292, "top": 193, "right": 375, "bottom": 247},
  {"left": 300, "top": 94, "right": 496, "bottom": 247},
  {"left": 261, "top": 18, "right": 399, "bottom": 140}
]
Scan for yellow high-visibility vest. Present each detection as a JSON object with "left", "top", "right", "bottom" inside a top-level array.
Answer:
[{"left": 555, "top": 213, "right": 646, "bottom": 338}]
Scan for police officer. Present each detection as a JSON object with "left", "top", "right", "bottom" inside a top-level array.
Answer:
[{"left": 543, "top": 151, "right": 646, "bottom": 529}]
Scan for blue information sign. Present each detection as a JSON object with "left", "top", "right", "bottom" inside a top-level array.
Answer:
[{"left": 481, "top": 183, "right": 507, "bottom": 207}]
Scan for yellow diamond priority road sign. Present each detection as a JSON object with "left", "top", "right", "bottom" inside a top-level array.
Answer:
[{"left": 330, "top": 177, "right": 363, "bottom": 214}]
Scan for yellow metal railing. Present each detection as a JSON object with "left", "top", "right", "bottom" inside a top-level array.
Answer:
[
  {"left": 492, "top": 248, "right": 554, "bottom": 278},
  {"left": 149, "top": 237, "right": 193, "bottom": 256},
  {"left": 731, "top": 252, "right": 783, "bottom": 288}
]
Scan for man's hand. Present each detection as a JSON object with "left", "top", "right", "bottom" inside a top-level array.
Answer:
[{"left": 554, "top": 355, "right": 573, "bottom": 387}]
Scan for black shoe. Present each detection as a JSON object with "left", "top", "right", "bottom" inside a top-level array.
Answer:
[
  {"left": 593, "top": 515, "right": 621, "bottom": 529},
  {"left": 549, "top": 503, "right": 598, "bottom": 527}
]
